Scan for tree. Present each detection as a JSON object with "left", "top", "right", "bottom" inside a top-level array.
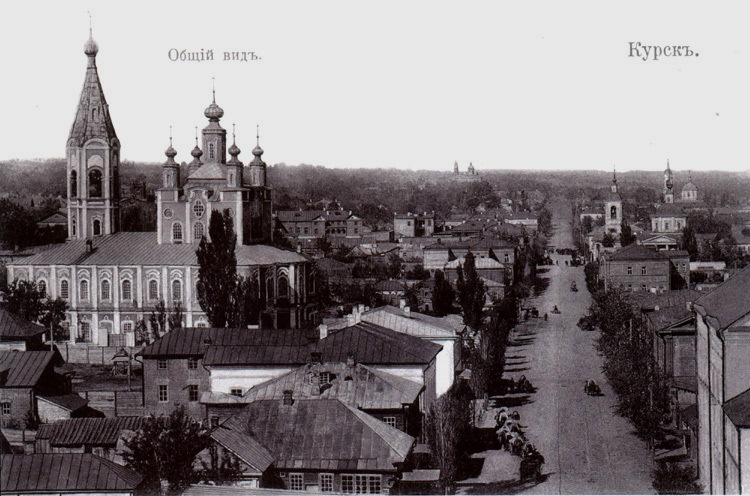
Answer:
[
  {"left": 601, "top": 232, "right": 616, "bottom": 248},
  {"left": 196, "top": 209, "right": 239, "bottom": 328},
  {"left": 134, "top": 319, "right": 150, "bottom": 346},
  {"left": 0, "top": 199, "right": 37, "bottom": 250},
  {"left": 620, "top": 220, "right": 636, "bottom": 246},
  {"left": 168, "top": 301, "right": 184, "bottom": 332},
  {"left": 431, "top": 270, "right": 455, "bottom": 317},
  {"left": 149, "top": 300, "right": 167, "bottom": 341},
  {"left": 681, "top": 225, "right": 699, "bottom": 261},
  {"left": 581, "top": 215, "right": 594, "bottom": 235},
  {"left": 122, "top": 405, "right": 210, "bottom": 495},
  {"left": 4, "top": 279, "right": 45, "bottom": 322},
  {"left": 40, "top": 298, "right": 68, "bottom": 342},
  {"left": 456, "top": 252, "right": 486, "bottom": 331},
  {"left": 537, "top": 207, "right": 553, "bottom": 237},
  {"left": 387, "top": 253, "right": 403, "bottom": 279},
  {"left": 199, "top": 444, "right": 243, "bottom": 485}
]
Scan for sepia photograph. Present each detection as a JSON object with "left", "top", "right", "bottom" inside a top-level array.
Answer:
[{"left": 1, "top": 1, "right": 749, "bottom": 495}]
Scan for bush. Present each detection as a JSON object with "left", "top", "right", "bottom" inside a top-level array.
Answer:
[{"left": 652, "top": 461, "right": 702, "bottom": 494}]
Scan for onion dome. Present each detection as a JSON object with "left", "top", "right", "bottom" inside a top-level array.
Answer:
[
  {"left": 229, "top": 142, "right": 241, "bottom": 157},
  {"left": 191, "top": 145, "right": 203, "bottom": 158},
  {"left": 204, "top": 102, "right": 224, "bottom": 120},
  {"left": 165, "top": 141, "right": 178, "bottom": 165},
  {"left": 84, "top": 35, "right": 99, "bottom": 57},
  {"left": 252, "top": 144, "right": 264, "bottom": 157}
]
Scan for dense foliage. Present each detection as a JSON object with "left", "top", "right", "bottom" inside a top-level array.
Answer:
[{"left": 456, "top": 252, "right": 486, "bottom": 331}]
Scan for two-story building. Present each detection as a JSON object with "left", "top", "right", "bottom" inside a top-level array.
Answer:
[
  {"left": 393, "top": 212, "right": 435, "bottom": 239},
  {"left": 599, "top": 244, "right": 690, "bottom": 292}
]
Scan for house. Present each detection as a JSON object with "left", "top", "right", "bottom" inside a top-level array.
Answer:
[
  {"left": 223, "top": 398, "right": 415, "bottom": 493},
  {"left": 503, "top": 212, "right": 539, "bottom": 230},
  {"left": 0, "top": 350, "right": 70, "bottom": 427},
  {"left": 0, "top": 308, "right": 47, "bottom": 351},
  {"left": 315, "top": 257, "right": 352, "bottom": 284},
  {"left": 393, "top": 212, "right": 435, "bottom": 239},
  {"left": 444, "top": 256, "right": 509, "bottom": 286},
  {"left": 276, "top": 208, "right": 364, "bottom": 240},
  {"left": 36, "top": 393, "right": 97, "bottom": 424},
  {"left": 203, "top": 359, "right": 423, "bottom": 437},
  {"left": 373, "top": 280, "right": 405, "bottom": 306},
  {"left": 34, "top": 416, "right": 144, "bottom": 465},
  {"left": 637, "top": 232, "right": 682, "bottom": 251},
  {"left": 731, "top": 225, "right": 750, "bottom": 254},
  {"left": 422, "top": 237, "right": 516, "bottom": 275},
  {"left": 651, "top": 203, "right": 688, "bottom": 233},
  {"left": 694, "top": 266, "right": 750, "bottom": 494},
  {"left": 0, "top": 453, "right": 144, "bottom": 495},
  {"left": 599, "top": 244, "right": 690, "bottom": 292}
]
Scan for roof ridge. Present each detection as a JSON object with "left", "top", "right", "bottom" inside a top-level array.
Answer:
[{"left": 341, "top": 401, "right": 414, "bottom": 459}]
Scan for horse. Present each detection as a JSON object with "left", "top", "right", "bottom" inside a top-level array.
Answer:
[
  {"left": 585, "top": 379, "right": 601, "bottom": 396},
  {"left": 510, "top": 434, "right": 525, "bottom": 456},
  {"left": 511, "top": 411, "right": 521, "bottom": 421}
]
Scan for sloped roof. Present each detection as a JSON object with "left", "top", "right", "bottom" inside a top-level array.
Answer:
[
  {"left": 188, "top": 163, "right": 227, "bottom": 180},
  {"left": 731, "top": 225, "right": 750, "bottom": 244},
  {"left": 652, "top": 203, "right": 687, "bottom": 217},
  {"left": 444, "top": 257, "right": 506, "bottom": 270},
  {"left": 13, "top": 232, "right": 306, "bottom": 267},
  {"left": 1, "top": 453, "right": 143, "bottom": 492},
  {"left": 230, "top": 399, "right": 414, "bottom": 471},
  {"left": 203, "top": 345, "right": 311, "bottom": 366},
  {"left": 0, "top": 432, "right": 13, "bottom": 454},
  {"left": 0, "top": 350, "right": 58, "bottom": 387},
  {"left": 68, "top": 49, "right": 117, "bottom": 144},
  {"left": 374, "top": 280, "right": 405, "bottom": 292},
  {"left": 362, "top": 308, "right": 457, "bottom": 339},
  {"left": 35, "top": 417, "right": 144, "bottom": 446},
  {"left": 608, "top": 244, "right": 667, "bottom": 261},
  {"left": 694, "top": 266, "right": 750, "bottom": 331},
  {"left": 276, "top": 210, "right": 326, "bottom": 222},
  {"left": 210, "top": 422, "right": 275, "bottom": 473},
  {"left": 723, "top": 387, "right": 750, "bottom": 428},
  {"left": 37, "top": 394, "right": 89, "bottom": 413},
  {"left": 37, "top": 212, "right": 68, "bottom": 225},
  {"left": 372, "top": 305, "right": 465, "bottom": 334},
  {"left": 0, "top": 308, "right": 46, "bottom": 339},
  {"left": 239, "top": 362, "right": 423, "bottom": 410}
]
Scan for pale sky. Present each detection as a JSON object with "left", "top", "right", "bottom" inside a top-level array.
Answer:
[{"left": 3, "top": 1, "right": 750, "bottom": 172}]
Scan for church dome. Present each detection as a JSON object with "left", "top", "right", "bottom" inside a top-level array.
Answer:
[
  {"left": 682, "top": 181, "right": 698, "bottom": 192},
  {"left": 165, "top": 145, "right": 177, "bottom": 159},
  {"left": 228, "top": 142, "right": 241, "bottom": 157},
  {"left": 191, "top": 145, "right": 203, "bottom": 158},
  {"left": 204, "top": 102, "right": 224, "bottom": 120},
  {"left": 84, "top": 36, "right": 99, "bottom": 57},
  {"left": 252, "top": 144, "right": 264, "bottom": 157}
]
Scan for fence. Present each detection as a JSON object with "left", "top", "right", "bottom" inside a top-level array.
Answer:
[
  {"left": 80, "top": 391, "right": 143, "bottom": 418},
  {"left": 56, "top": 344, "right": 144, "bottom": 365}
]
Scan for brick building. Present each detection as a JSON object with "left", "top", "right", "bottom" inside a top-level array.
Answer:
[
  {"left": 393, "top": 212, "right": 435, "bottom": 239},
  {"left": 599, "top": 244, "right": 690, "bottom": 292},
  {"left": 276, "top": 208, "right": 363, "bottom": 240}
]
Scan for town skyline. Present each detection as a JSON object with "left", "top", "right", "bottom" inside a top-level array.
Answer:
[{"left": 3, "top": 1, "right": 750, "bottom": 172}]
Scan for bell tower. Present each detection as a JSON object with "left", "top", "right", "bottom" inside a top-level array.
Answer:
[
  {"left": 663, "top": 159, "right": 674, "bottom": 204},
  {"left": 604, "top": 167, "right": 623, "bottom": 234},
  {"left": 67, "top": 29, "right": 120, "bottom": 239}
]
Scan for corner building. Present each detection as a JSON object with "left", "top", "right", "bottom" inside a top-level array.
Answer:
[{"left": 6, "top": 35, "right": 318, "bottom": 345}]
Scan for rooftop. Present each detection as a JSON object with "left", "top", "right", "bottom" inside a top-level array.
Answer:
[
  {"left": 694, "top": 266, "right": 750, "bottom": 331},
  {"left": 0, "top": 308, "right": 46, "bottom": 339},
  {"left": 35, "top": 417, "right": 144, "bottom": 447},
  {"left": 0, "top": 350, "right": 59, "bottom": 387},
  {"left": 362, "top": 307, "right": 458, "bottom": 339},
  {"left": 723, "top": 387, "right": 750, "bottom": 428}
]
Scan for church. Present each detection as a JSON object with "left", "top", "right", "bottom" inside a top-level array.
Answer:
[{"left": 6, "top": 34, "right": 318, "bottom": 346}]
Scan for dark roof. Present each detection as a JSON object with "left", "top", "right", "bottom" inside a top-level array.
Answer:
[
  {"left": 238, "top": 362, "right": 423, "bottom": 410},
  {"left": 608, "top": 244, "right": 667, "bottom": 261},
  {"left": 1, "top": 454, "right": 143, "bottom": 492},
  {"left": 228, "top": 399, "right": 414, "bottom": 471},
  {"left": 203, "top": 345, "right": 311, "bottom": 366},
  {"left": 371, "top": 305, "right": 465, "bottom": 334},
  {"left": 318, "top": 322, "right": 442, "bottom": 365},
  {"left": 36, "top": 417, "right": 145, "bottom": 446},
  {"left": 0, "top": 308, "right": 46, "bottom": 339},
  {"left": 363, "top": 307, "right": 458, "bottom": 339},
  {"left": 140, "top": 327, "right": 312, "bottom": 358},
  {"left": 723, "top": 387, "right": 750, "bottom": 428},
  {"left": 37, "top": 394, "right": 88, "bottom": 413},
  {"left": 0, "top": 432, "right": 13, "bottom": 454},
  {"left": 37, "top": 212, "right": 68, "bottom": 225},
  {"left": 0, "top": 350, "right": 57, "bottom": 387},
  {"left": 374, "top": 280, "right": 405, "bottom": 292},
  {"left": 664, "top": 250, "right": 690, "bottom": 259},
  {"left": 209, "top": 423, "right": 275, "bottom": 473},
  {"left": 694, "top": 266, "right": 750, "bottom": 331},
  {"left": 13, "top": 232, "right": 306, "bottom": 267},
  {"left": 652, "top": 203, "right": 687, "bottom": 217}
]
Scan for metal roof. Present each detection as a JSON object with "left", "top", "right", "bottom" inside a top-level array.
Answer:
[
  {"left": 35, "top": 417, "right": 144, "bottom": 447},
  {"left": 203, "top": 345, "right": 311, "bottom": 366},
  {"left": 12, "top": 232, "right": 306, "bottom": 268},
  {"left": 0, "top": 309, "right": 46, "bottom": 339},
  {"left": 37, "top": 394, "right": 89, "bottom": 413},
  {"left": 723, "top": 387, "right": 750, "bottom": 428},
  {"left": 228, "top": 399, "right": 414, "bottom": 471},
  {"left": 694, "top": 266, "right": 750, "bottom": 331},
  {"left": 210, "top": 423, "right": 275, "bottom": 473},
  {"left": 0, "top": 350, "right": 57, "bottom": 387},
  {"left": 608, "top": 244, "right": 668, "bottom": 261},
  {"left": 1, "top": 453, "right": 143, "bottom": 492},
  {"left": 362, "top": 308, "right": 457, "bottom": 339}
]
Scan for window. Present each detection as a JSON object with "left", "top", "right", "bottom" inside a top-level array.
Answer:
[
  {"left": 342, "top": 475, "right": 354, "bottom": 493},
  {"left": 665, "top": 222, "right": 670, "bottom": 231},
  {"left": 80, "top": 321, "right": 91, "bottom": 342},
  {"left": 149, "top": 280, "right": 158, "bottom": 300},
  {"left": 210, "top": 415, "right": 219, "bottom": 427},
  {"left": 230, "top": 388, "right": 243, "bottom": 397},
  {"left": 193, "top": 201, "right": 205, "bottom": 218},
  {"left": 193, "top": 222, "right": 204, "bottom": 240},
  {"left": 172, "top": 222, "right": 183, "bottom": 243},
  {"left": 70, "top": 170, "right": 78, "bottom": 196},
  {"left": 277, "top": 275, "right": 289, "bottom": 298},
  {"left": 88, "top": 169, "right": 102, "bottom": 197},
  {"left": 610, "top": 205, "right": 617, "bottom": 219},
  {"left": 1, "top": 402, "right": 10, "bottom": 415},
  {"left": 188, "top": 357, "right": 198, "bottom": 369},
  {"left": 289, "top": 473, "right": 304, "bottom": 491},
  {"left": 504, "top": 253, "right": 510, "bottom": 263},
  {"left": 677, "top": 221, "right": 682, "bottom": 229},
  {"left": 196, "top": 321, "right": 208, "bottom": 328},
  {"left": 627, "top": 266, "right": 633, "bottom": 275},
  {"left": 122, "top": 321, "right": 133, "bottom": 333},
  {"left": 266, "top": 277, "right": 275, "bottom": 300},
  {"left": 93, "top": 219, "right": 102, "bottom": 236},
  {"left": 122, "top": 280, "right": 132, "bottom": 301},
  {"left": 318, "top": 372, "right": 331, "bottom": 386},
  {"left": 208, "top": 143, "right": 215, "bottom": 161},
  {"left": 158, "top": 385, "right": 168, "bottom": 402},
  {"left": 641, "top": 284, "right": 647, "bottom": 291},
  {"left": 157, "top": 359, "right": 168, "bottom": 370},
  {"left": 71, "top": 218, "right": 76, "bottom": 236},
  {"left": 188, "top": 385, "right": 199, "bottom": 402},
  {"left": 172, "top": 280, "right": 182, "bottom": 301},
  {"left": 342, "top": 475, "right": 381, "bottom": 494},
  {"left": 38, "top": 280, "right": 46, "bottom": 298},
  {"left": 320, "top": 473, "right": 334, "bottom": 493},
  {"left": 101, "top": 279, "right": 111, "bottom": 300},
  {"left": 80, "top": 280, "right": 89, "bottom": 300},
  {"left": 383, "top": 416, "right": 397, "bottom": 428},
  {"left": 641, "top": 266, "right": 647, "bottom": 275}
]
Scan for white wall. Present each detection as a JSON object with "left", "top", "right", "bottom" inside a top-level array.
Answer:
[{"left": 209, "top": 366, "right": 295, "bottom": 395}]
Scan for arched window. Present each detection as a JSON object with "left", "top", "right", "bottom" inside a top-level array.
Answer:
[
  {"left": 172, "top": 280, "right": 182, "bottom": 301},
  {"left": 71, "top": 218, "right": 77, "bottom": 236},
  {"left": 172, "top": 222, "right": 183, "bottom": 243},
  {"left": 148, "top": 280, "right": 158, "bottom": 300},
  {"left": 101, "top": 280, "right": 111, "bottom": 300},
  {"left": 266, "top": 277, "right": 275, "bottom": 300},
  {"left": 80, "top": 280, "right": 89, "bottom": 300},
  {"left": 122, "top": 280, "right": 132, "bottom": 301},
  {"left": 209, "top": 143, "right": 215, "bottom": 160},
  {"left": 193, "top": 222, "right": 204, "bottom": 241},
  {"left": 93, "top": 219, "right": 102, "bottom": 236},
  {"left": 193, "top": 201, "right": 205, "bottom": 218},
  {"left": 38, "top": 280, "right": 47, "bottom": 298},
  {"left": 60, "top": 280, "right": 69, "bottom": 299},
  {"left": 89, "top": 169, "right": 102, "bottom": 197},
  {"left": 277, "top": 274, "right": 289, "bottom": 298},
  {"left": 70, "top": 170, "right": 78, "bottom": 197},
  {"left": 610, "top": 205, "right": 617, "bottom": 220}
]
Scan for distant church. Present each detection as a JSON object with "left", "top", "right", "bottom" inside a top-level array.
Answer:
[
  {"left": 7, "top": 34, "right": 317, "bottom": 345},
  {"left": 453, "top": 161, "right": 481, "bottom": 182},
  {"left": 651, "top": 161, "right": 704, "bottom": 235}
]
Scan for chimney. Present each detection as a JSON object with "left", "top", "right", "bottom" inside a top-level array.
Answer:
[
  {"left": 297, "top": 243, "right": 302, "bottom": 253},
  {"left": 282, "top": 390, "right": 294, "bottom": 406},
  {"left": 404, "top": 306, "right": 411, "bottom": 318},
  {"left": 347, "top": 314, "right": 356, "bottom": 327},
  {"left": 346, "top": 352, "right": 356, "bottom": 367},
  {"left": 357, "top": 304, "right": 365, "bottom": 314},
  {"left": 399, "top": 298, "right": 406, "bottom": 310},
  {"left": 355, "top": 310, "right": 361, "bottom": 324},
  {"left": 319, "top": 324, "right": 328, "bottom": 340},
  {"left": 85, "top": 239, "right": 93, "bottom": 253}
]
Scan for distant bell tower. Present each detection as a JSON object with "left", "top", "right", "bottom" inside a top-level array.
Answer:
[
  {"left": 202, "top": 81, "right": 227, "bottom": 164},
  {"left": 454, "top": 161, "right": 459, "bottom": 174},
  {"left": 604, "top": 167, "right": 623, "bottom": 234},
  {"left": 67, "top": 28, "right": 120, "bottom": 239},
  {"left": 663, "top": 159, "right": 674, "bottom": 204}
]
